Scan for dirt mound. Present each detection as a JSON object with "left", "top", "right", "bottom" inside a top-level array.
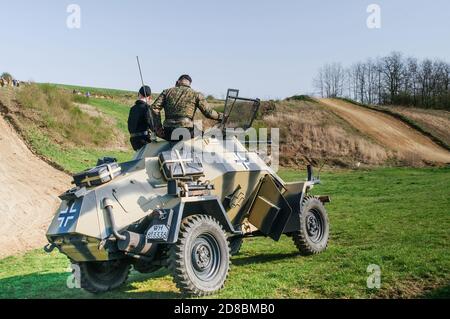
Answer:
[
  {"left": 262, "top": 99, "right": 391, "bottom": 167},
  {"left": 319, "top": 99, "right": 450, "bottom": 164},
  {"left": 389, "top": 106, "right": 450, "bottom": 148},
  {"left": 0, "top": 114, "right": 70, "bottom": 258}
]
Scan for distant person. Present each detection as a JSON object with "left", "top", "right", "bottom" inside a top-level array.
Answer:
[
  {"left": 127, "top": 85, "right": 162, "bottom": 151},
  {"left": 151, "top": 74, "right": 223, "bottom": 141},
  {"left": 85, "top": 91, "right": 91, "bottom": 98}
]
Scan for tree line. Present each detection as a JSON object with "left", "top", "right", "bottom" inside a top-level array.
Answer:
[{"left": 313, "top": 52, "right": 450, "bottom": 110}]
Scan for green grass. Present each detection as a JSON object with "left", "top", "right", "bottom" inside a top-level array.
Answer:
[
  {"left": 50, "top": 83, "right": 135, "bottom": 98},
  {"left": 0, "top": 167, "right": 448, "bottom": 298},
  {"left": 11, "top": 86, "right": 136, "bottom": 173},
  {"left": 87, "top": 98, "right": 130, "bottom": 135},
  {"left": 26, "top": 127, "right": 132, "bottom": 173},
  {"left": 16, "top": 84, "right": 116, "bottom": 148}
]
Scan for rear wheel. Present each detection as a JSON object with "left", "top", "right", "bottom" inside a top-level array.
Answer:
[
  {"left": 168, "top": 215, "right": 230, "bottom": 296},
  {"left": 79, "top": 259, "right": 131, "bottom": 293},
  {"left": 228, "top": 236, "right": 243, "bottom": 256},
  {"left": 292, "top": 196, "right": 329, "bottom": 255}
]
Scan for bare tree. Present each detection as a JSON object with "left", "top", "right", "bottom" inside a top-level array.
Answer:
[
  {"left": 380, "top": 52, "right": 404, "bottom": 104},
  {"left": 312, "top": 52, "right": 450, "bottom": 109}
]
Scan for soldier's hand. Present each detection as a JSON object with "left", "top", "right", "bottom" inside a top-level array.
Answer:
[{"left": 156, "top": 127, "right": 165, "bottom": 139}]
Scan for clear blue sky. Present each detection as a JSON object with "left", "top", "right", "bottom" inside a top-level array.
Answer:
[{"left": 1, "top": 0, "right": 449, "bottom": 99}]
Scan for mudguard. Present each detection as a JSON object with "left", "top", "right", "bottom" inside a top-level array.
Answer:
[{"left": 146, "top": 195, "right": 242, "bottom": 244}]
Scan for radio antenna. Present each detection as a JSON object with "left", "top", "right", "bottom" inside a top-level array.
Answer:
[{"left": 136, "top": 56, "right": 156, "bottom": 141}]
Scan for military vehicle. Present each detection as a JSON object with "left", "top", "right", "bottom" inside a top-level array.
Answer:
[{"left": 45, "top": 89, "right": 330, "bottom": 296}]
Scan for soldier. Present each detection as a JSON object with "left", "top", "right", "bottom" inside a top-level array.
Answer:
[
  {"left": 127, "top": 85, "right": 161, "bottom": 151},
  {"left": 151, "top": 74, "right": 223, "bottom": 141}
]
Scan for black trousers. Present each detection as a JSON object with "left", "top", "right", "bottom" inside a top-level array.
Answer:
[
  {"left": 164, "top": 127, "right": 194, "bottom": 142},
  {"left": 130, "top": 135, "right": 151, "bottom": 151}
]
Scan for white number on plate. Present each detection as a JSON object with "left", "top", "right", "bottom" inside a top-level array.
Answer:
[{"left": 146, "top": 224, "right": 169, "bottom": 240}]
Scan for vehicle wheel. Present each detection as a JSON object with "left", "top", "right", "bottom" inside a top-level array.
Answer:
[
  {"left": 228, "top": 236, "right": 243, "bottom": 256},
  {"left": 168, "top": 215, "right": 230, "bottom": 296},
  {"left": 132, "top": 244, "right": 160, "bottom": 273},
  {"left": 292, "top": 196, "right": 329, "bottom": 255},
  {"left": 78, "top": 259, "right": 131, "bottom": 293}
]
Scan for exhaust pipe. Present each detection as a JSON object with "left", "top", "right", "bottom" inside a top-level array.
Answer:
[
  {"left": 103, "top": 198, "right": 154, "bottom": 255},
  {"left": 103, "top": 198, "right": 126, "bottom": 241}
]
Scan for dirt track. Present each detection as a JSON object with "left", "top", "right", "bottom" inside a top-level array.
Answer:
[
  {"left": 0, "top": 115, "right": 70, "bottom": 258},
  {"left": 319, "top": 99, "right": 450, "bottom": 163}
]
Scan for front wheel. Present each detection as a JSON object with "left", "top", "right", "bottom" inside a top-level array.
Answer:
[
  {"left": 292, "top": 196, "right": 329, "bottom": 255},
  {"left": 168, "top": 215, "right": 230, "bottom": 296},
  {"left": 78, "top": 259, "right": 131, "bottom": 293}
]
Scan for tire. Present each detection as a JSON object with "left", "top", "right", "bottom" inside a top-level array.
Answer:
[
  {"left": 228, "top": 236, "right": 243, "bottom": 256},
  {"left": 133, "top": 262, "right": 162, "bottom": 274},
  {"left": 168, "top": 215, "right": 230, "bottom": 296},
  {"left": 292, "top": 196, "right": 329, "bottom": 255},
  {"left": 78, "top": 259, "right": 131, "bottom": 293}
]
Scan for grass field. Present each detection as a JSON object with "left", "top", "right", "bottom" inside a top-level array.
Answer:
[
  {"left": 51, "top": 83, "right": 135, "bottom": 98},
  {"left": 0, "top": 167, "right": 448, "bottom": 299}
]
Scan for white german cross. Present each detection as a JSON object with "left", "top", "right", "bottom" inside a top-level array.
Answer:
[
  {"left": 58, "top": 203, "right": 77, "bottom": 228},
  {"left": 234, "top": 152, "right": 250, "bottom": 170}
]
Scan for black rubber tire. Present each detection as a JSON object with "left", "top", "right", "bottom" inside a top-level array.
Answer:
[
  {"left": 292, "top": 196, "right": 329, "bottom": 255},
  {"left": 168, "top": 215, "right": 230, "bottom": 296},
  {"left": 79, "top": 259, "right": 131, "bottom": 293},
  {"left": 133, "top": 262, "right": 162, "bottom": 274},
  {"left": 228, "top": 236, "right": 243, "bottom": 256}
]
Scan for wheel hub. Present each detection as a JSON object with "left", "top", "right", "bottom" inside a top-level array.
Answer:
[
  {"left": 305, "top": 209, "right": 324, "bottom": 243},
  {"left": 190, "top": 233, "right": 221, "bottom": 281},
  {"left": 194, "top": 244, "right": 211, "bottom": 269},
  {"left": 307, "top": 215, "right": 319, "bottom": 236}
]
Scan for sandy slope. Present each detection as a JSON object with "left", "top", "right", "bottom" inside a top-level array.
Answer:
[
  {"left": 319, "top": 99, "right": 450, "bottom": 163},
  {"left": 0, "top": 115, "right": 70, "bottom": 258}
]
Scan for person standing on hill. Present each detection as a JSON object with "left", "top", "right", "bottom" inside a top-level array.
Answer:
[
  {"left": 151, "top": 74, "right": 223, "bottom": 141},
  {"left": 127, "top": 85, "right": 162, "bottom": 151}
]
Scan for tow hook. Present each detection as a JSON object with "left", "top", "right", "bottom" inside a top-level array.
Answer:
[{"left": 43, "top": 243, "right": 56, "bottom": 253}]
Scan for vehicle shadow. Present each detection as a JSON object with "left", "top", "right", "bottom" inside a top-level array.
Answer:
[
  {"left": 1, "top": 252, "right": 304, "bottom": 298},
  {"left": 231, "top": 251, "right": 300, "bottom": 266},
  {"left": 0, "top": 268, "right": 182, "bottom": 299},
  {"left": 416, "top": 283, "right": 450, "bottom": 299}
]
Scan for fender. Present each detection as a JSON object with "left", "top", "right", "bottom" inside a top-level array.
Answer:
[{"left": 147, "top": 195, "right": 241, "bottom": 244}]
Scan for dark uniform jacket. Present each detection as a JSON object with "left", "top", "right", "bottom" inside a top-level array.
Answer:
[
  {"left": 128, "top": 100, "right": 154, "bottom": 134},
  {"left": 128, "top": 100, "right": 154, "bottom": 150}
]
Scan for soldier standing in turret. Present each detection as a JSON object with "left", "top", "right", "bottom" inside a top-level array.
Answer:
[{"left": 151, "top": 75, "right": 223, "bottom": 141}]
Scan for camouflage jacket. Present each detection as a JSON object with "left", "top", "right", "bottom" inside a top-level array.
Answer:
[{"left": 151, "top": 84, "right": 222, "bottom": 128}]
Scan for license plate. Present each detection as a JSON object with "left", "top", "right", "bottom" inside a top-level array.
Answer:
[{"left": 146, "top": 224, "right": 169, "bottom": 240}]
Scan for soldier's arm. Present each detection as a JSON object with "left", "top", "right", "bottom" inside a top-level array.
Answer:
[
  {"left": 149, "top": 90, "right": 166, "bottom": 137},
  {"left": 196, "top": 93, "right": 223, "bottom": 121},
  {"left": 151, "top": 90, "right": 166, "bottom": 116}
]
